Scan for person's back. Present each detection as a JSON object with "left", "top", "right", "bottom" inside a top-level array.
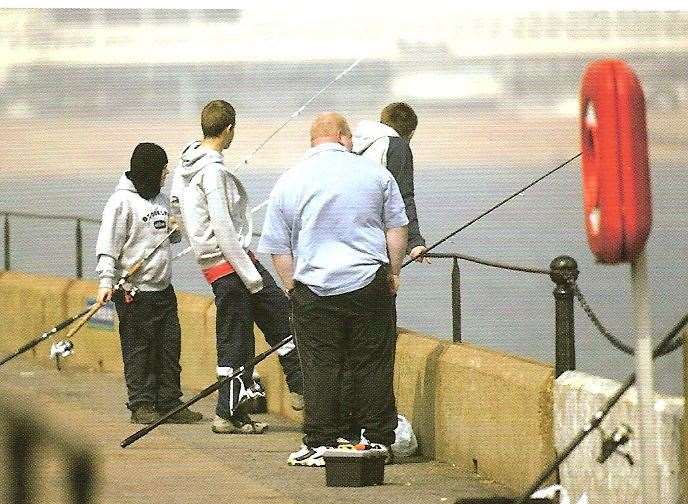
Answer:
[
  {"left": 171, "top": 100, "right": 304, "bottom": 433},
  {"left": 259, "top": 112, "right": 408, "bottom": 467},
  {"left": 269, "top": 145, "right": 399, "bottom": 295}
]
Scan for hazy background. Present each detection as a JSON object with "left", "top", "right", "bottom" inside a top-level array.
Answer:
[{"left": 1, "top": 7, "right": 687, "bottom": 394}]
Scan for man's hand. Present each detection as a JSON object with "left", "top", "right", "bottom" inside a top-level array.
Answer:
[
  {"left": 169, "top": 215, "right": 180, "bottom": 230},
  {"left": 97, "top": 287, "right": 113, "bottom": 305},
  {"left": 409, "top": 245, "right": 430, "bottom": 263},
  {"left": 388, "top": 273, "right": 400, "bottom": 295}
]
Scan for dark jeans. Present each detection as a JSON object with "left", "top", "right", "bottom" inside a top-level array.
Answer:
[
  {"left": 339, "top": 300, "right": 398, "bottom": 442},
  {"left": 292, "top": 265, "right": 398, "bottom": 448},
  {"left": 113, "top": 285, "right": 183, "bottom": 412},
  {"left": 212, "top": 259, "right": 303, "bottom": 419}
]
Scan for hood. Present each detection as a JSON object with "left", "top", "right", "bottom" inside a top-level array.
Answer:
[
  {"left": 115, "top": 173, "right": 137, "bottom": 193},
  {"left": 352, "top": 120, "right": 398, "bottom": 154},
  {"left": 179, "top": 141, "right": 226, "bottom": 180}
]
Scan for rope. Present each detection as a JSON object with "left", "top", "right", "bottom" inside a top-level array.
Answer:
[
  {"left": 403, "top": 152, "right": 582, "bottom": 268},
  {"left": 424, "top": 252, "right": 685, "bottom": 358},
  {"left": 425, "top": 252, "right": 552, "bottom": 275}
]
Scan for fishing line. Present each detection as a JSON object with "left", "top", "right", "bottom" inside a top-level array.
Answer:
[
  {"left": 236, "top": 57, "right": 364, "bottom": 168},
  {"left": 172, "top": 58, "right": 364, "bottom": 262},
  {"left": 402, "top": 152, "right": 582, "bottom": 268}
]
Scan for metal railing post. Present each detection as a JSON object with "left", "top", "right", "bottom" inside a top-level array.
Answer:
[
  {"left": 4, "top": 214, "right": 9, "bottom": 271},
  {"left": 451, "top": 257, "right": 462, "bottom": 343},
  {"left": 75, "top": 219, "right": 83, "bottom": 278},
  {"left": 550, "top": 255, "right": 578, "bottom": 377}
]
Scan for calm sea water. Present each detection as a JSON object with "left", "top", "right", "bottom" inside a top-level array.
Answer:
[{"left": 1, "top": 163, "right": 686, "bottom": 395}]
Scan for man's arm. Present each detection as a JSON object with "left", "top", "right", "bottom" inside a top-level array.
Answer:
[
  {"left": 385, "top": 226, "right": 408, "bottom": 275},
  {"left": 385, "top": 226, "right": 408, "bottom": 294},
  {"left": 271, "top": 254, "right": 295, "bottom": 293},
  {"left": 205, "top": 169, "right": 263, "bottom": 293},
  {"left": 386, "top": 137, "right": 426, "bottom": 257},
  {"left": 95, "top": 195, "right": 129, "bottom": 304},
  {"left": 257, "top": 176, "right": 295, "bottom": 294},
  {"left": 381, "top": 173, "right": 409, "bottom": 294}
]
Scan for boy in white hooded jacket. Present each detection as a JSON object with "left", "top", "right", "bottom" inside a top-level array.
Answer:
[
  {"left": 171, "top": 100, "right": 303, "bottom": 434},
  {"left": 96, "top": 142, "right": 202, "bottom": 425}
]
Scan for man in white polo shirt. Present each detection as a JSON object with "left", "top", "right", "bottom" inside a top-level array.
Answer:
[{"left": 258, "top": 112, "right": 408, "bottom": 467}]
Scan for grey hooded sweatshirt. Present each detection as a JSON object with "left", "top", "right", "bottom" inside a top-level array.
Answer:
[
  {"left": 352, "top": 120, "right": 426, "bottom": 252},
  {"left": 170, "top": 141, "right": 263, "bottom": 294},
  {"left": 96, "top": 174, "right": 179, "bottom": 291}
]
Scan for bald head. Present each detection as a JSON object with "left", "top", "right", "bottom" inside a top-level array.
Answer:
[{"left": 310, "top": 112, "right": 352, "bottom": 150}]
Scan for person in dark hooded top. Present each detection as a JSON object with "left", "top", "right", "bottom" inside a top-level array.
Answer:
[
  {"left": 352, "top": 102, "right": 427, "bottom": 262},
  {"left": 95, "top": 142, "right": 202, "bottom": 425}
]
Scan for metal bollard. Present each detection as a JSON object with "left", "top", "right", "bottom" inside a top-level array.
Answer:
[
  {"left": 550, "top": 255, "right": 578, "bottom": 377},
  {"left": 451, "top": 257, "right": 461, "bottom": 343},
  {"left": 4, "top": 214, "right": 9, "bottom": 271},
  {"left": 75, "top": 219, "right": 83, "bottom": 279}
]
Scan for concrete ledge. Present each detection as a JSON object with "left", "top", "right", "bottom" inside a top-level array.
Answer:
[
  {"left": 555, "top": 370, "right": 684, "bottom": 503},
  {"left": 1, "top": 272, "right": 565, "bottom": 494},
  {"left": 0, "top": 271, "right": 74, "bottom": 361},
  {"left": 177, "top": 291, "right": 214, "bottom": 390},
  {"left": 394, "top": 329, "right": 448, "bottom": 458},
  {"left": 434, "top": 342, "right": 555, "bottom": 493}
]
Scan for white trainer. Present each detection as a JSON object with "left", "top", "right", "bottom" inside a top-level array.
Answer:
[{"left": 287, "top": 445, "right": 328, "bottom": 467}]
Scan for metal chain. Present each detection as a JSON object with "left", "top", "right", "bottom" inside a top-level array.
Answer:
[{"left": 565, "top": 274, "right": 684, "bottom": 358}]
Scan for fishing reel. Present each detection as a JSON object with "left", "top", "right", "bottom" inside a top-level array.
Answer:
[
  {"left": 115, "top": 279, "right": 139, "bottom": 304},
  {"left": 597, "top": 423, "right": 634, "bottom": 466},
  {"left": 49, "top": 339, "right": 74, "bottom": 371}
]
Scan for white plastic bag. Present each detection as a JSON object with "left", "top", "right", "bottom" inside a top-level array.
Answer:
[
  {"left": 531, "top": 484, "right": 588, "bottom": 504},
  {"left": 361, "top": 414, "right": 418, "bottom": 457},
  {"left": 391, "top": 414, "right": 418, "bottom": 457}
]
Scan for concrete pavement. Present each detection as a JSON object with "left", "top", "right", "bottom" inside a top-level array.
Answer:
[{"left": 0, "top": 360, "right": 512, "bottom": 504}]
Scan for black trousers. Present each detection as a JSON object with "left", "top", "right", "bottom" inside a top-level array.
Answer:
[
  {"left": 113, "top": 285, "right": 183, "bottom": 412},
  {"left": 212, "top": 259, "right": 303, "bottom": 419},
  {"left": 292, "top": 265, "right": 398, "bottom": 448}
]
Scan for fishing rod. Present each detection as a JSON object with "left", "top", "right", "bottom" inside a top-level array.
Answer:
[
  {"left": 0, "top": 306, "right": 93, "bottom": 367},
  {"left": 513, "top": 312, "right": 688, "bottom": 504},
  {"left": 121, "top": 334, "right": 294, "bottom": 448},
  {"left": 234, "top": 57, "right": 364, "bottom": 169},
  {"left": 0, "top": 227, "right": 179, "bottom": 368},
  {"left": 58, "top": 226, "right": 180, "bottom": 343},
  {"left": 171, "top": 153, "right": 585, "bottom": 268},
  {"left": 403, "top": 152, "right": 582, "bottom": 267}
]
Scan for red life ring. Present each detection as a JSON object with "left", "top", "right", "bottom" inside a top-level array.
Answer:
[{"left": 580, "top": 59, "right": 652, "bottom": 264}]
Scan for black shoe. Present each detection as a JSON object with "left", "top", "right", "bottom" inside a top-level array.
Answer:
[
  {"left": 130, "top": 403, "right": 161, "bottom": 424},
  {"left": 159, "top": 406, "right": 203, "bottom": 424}
]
